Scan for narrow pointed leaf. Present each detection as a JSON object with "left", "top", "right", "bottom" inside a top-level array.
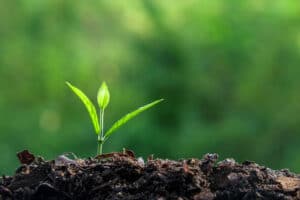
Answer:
[
  {"left": 104, "top": 99, "right": 164, "bottom": 141},
  {"left": 66, "top": 82, "right": 100, "bottom": 134},
  {"left": 97, "top": 82, "right": 110, "bottom": 110}
]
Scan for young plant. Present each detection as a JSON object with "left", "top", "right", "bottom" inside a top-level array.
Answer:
[{"left": 66, "top": 81, "right": 164, "bottom": 155}]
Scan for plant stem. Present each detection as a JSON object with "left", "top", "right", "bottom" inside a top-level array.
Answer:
[
  {"left": 97, "top": 109, "right": 105, "bottom": 155},
  {"left": 97, "top": 140, "right": 103, "bottom": 155}
]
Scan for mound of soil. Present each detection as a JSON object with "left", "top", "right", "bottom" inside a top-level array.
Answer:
[{"left": 1, "top": 150, "right": 300, "bottom": 200}]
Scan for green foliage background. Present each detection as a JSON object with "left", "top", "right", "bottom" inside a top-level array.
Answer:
[{"left": 1, "top": 0, "right": 300, "bottom": 174}]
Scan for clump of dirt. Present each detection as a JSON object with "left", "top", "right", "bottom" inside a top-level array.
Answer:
[{"left": 1, "top": 150, "right": 300, "bottom": 200}]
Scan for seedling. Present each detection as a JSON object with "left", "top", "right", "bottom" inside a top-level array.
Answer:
[{"left": 66, "top": 81, "right": 164, "bottom": 155}]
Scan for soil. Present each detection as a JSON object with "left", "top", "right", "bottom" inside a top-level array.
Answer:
[{"left": 1, "top": 150, "right": 300, "bottom": 200}]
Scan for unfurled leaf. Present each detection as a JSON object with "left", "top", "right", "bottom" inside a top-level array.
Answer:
[
  {"left": 66, "top": 82, "right": 100, "bottom": 134},
  {"left": 104, "top": 99, "right": 164, "bottom": 141},
  {"left": 97, "top": 82, "right": 110, "bottom": 110}
]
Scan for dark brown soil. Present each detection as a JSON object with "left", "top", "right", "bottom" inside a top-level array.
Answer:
[{"left": 1, "top": 150, "right": 300, "bottom": 200}]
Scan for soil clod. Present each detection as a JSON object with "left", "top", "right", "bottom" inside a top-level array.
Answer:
[{"left": 17, "top": 150, "right": 35, "bottom": 165}]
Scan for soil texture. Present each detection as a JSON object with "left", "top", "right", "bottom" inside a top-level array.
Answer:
[{"left": 1, "top": 150, "right": 300, "bottom": 200}]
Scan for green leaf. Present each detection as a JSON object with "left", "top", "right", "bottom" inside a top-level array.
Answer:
[
  {"left": 97, "top": 81, "right": 110, "bottom": 110},
  {"left": 66, "top": 82, "right": 100, "bottom": 134},
  {"left": 104, "top": 99, "right": 164, "bottom": 141}
]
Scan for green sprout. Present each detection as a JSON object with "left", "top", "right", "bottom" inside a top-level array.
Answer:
[{"left": 66, "top": 81, "right": 164, "bottom": 155}]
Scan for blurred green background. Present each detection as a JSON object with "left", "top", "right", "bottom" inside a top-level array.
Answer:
[{"left": 1, "top": 0, "right": 300, "bottom": 175}]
